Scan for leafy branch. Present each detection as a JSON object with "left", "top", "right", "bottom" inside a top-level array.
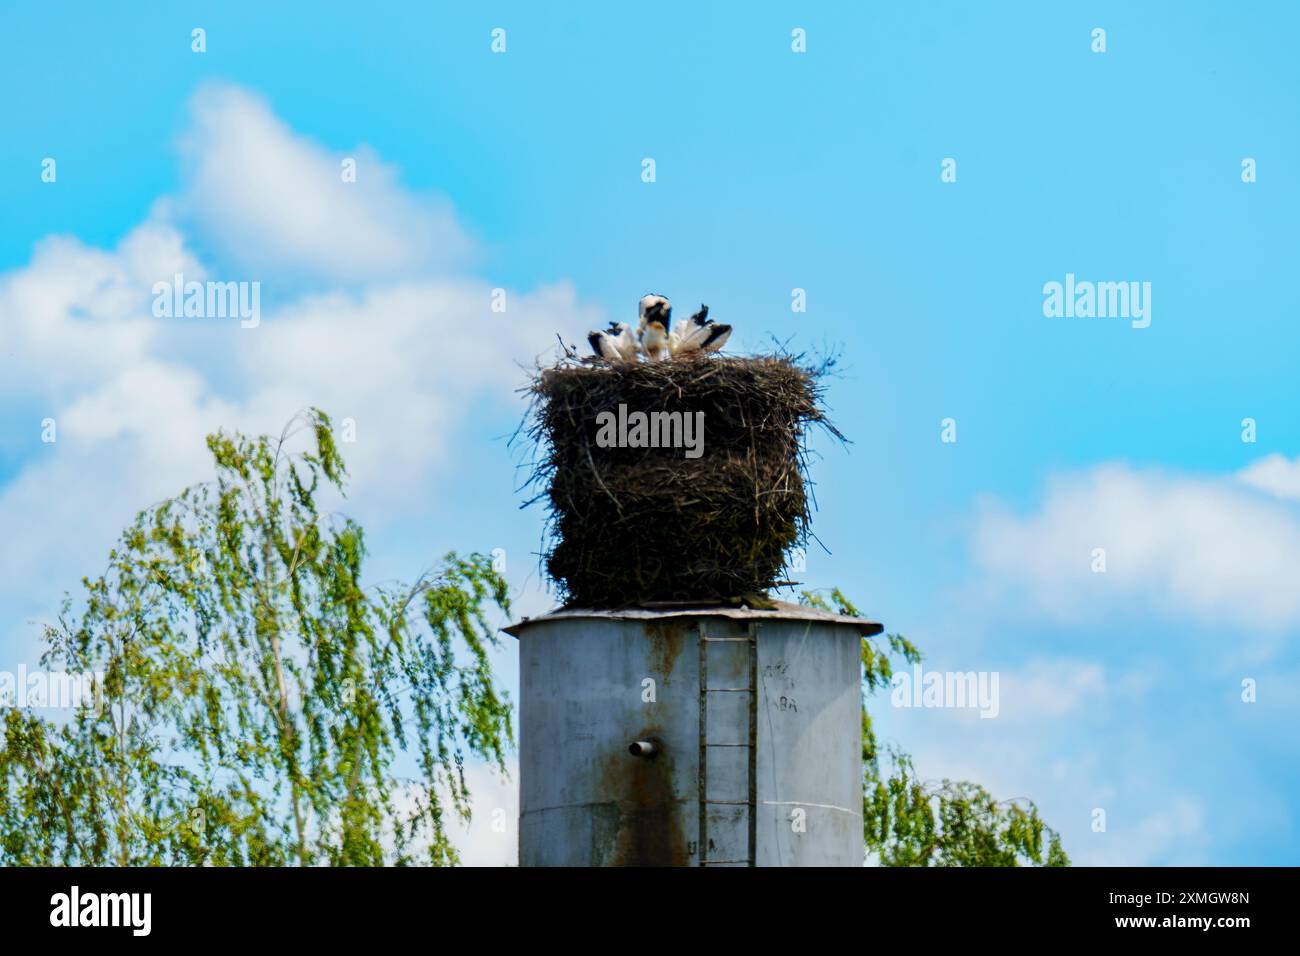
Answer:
[{"left": 0, "top": 409, "right": 512, "bottom": 866}]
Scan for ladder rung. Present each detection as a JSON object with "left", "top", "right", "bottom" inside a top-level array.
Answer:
[{"left": 699, "top": 621, "right": 759, "bottom": 867}]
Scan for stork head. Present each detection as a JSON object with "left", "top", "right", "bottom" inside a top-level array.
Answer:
[{"left": 639, "top": 293, "right": 672, "bottom": 331}]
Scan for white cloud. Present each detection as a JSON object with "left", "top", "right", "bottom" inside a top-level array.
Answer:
[
  {"left": 238, "top": 278, "right": 597, "bottom": 500},
  {"left": 0, "top": 223, "right": 201, "bottom": 398},
  {"left": 1237, "top": 453, "right": 1300, "bottom": 502},
  {"left": 973, "top": 462, "right": 1300, "bottom": 632},
  {"left": 926, "top": 462, "right": 1300, "bottom": 866},
  {"left": 0, "top": 83, "right": 597, "bottom": 619},
  {"left": 173, "top": 84, "right": 474, "bottom": 283}
]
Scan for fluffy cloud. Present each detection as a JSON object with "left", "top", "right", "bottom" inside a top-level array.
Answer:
[
  {"left": 0, "top": 223, "right": 201, "bottom": 398},
  {"left": 0, "top": 83, "right": 596, "bottom": 621},
  {"left": 238, "top": 278, "right": 596, "bottom": 498},
  {"left": 952, "top": 459, "right": 1299, "bottom": 863},
  {"left": 174, "top": 85, "right": 474, "bottom": 283},
  {"left": 972, "top": 462, "right": 1300, "bottom": 632},
  {"left": 1237, "top": 453, "right": 1300, "bottom": 502}
]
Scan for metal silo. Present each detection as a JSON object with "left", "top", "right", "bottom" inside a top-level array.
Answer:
[{"left": 505, "top": 602, "right": 882, "bottom": 866}]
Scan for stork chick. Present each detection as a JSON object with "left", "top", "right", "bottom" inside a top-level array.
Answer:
[
  {"left": 671, "top": 303, "right": 732, "bottom": 356},
  {"left": 637, "top": 293, "right": 673, "bottom": 361},
  {"left": 587, "top": 321, "right": 638, "bottom": 363}
]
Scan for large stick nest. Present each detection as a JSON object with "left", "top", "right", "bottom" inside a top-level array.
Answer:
[{"left": 520, "top": 353, "right": 842, "bottom": 607}]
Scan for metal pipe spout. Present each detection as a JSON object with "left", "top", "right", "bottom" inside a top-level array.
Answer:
[{"left": 628, "top": 739, "right": 659, "bottom": 758}]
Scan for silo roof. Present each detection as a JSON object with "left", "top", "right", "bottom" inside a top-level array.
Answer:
[{"left": 502, "top": 599, "right": 883, "bottom": 638}]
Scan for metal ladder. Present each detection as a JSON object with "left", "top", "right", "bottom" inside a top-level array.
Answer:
[{"left": 697, "top": 621, "right": 758, "bottom": 866}]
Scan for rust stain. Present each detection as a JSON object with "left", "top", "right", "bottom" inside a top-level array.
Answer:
[
  {"left": 645, "top": 620, "right": 688, "bottom": 677},
  {"left": 589, "top": 623, "right": 693, "bottom": 866},
  {"left": 598, "top": 728, "right": 690, "bottom": 867}
]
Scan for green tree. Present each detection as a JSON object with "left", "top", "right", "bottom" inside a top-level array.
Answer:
[
  {"left": 0, "top": 409, "right": 512, "bottom": 866},
  {"left": 801, "top": 588, "right": 1069, "bottom": 867}
]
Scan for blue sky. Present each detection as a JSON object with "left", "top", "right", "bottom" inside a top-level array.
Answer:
[{"left": 2, "top": 1, "right": 1298, "bottom": 864}]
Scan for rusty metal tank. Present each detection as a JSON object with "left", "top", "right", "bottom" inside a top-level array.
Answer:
[{"left": 504, "top": 601, "right": 882, "bottom": 866}]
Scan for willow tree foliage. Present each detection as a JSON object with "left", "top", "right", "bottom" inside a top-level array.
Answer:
[
  {"left": 801, "top": 588, "right": 1069, "bottom": 867},
  {"left": 0, "top": 410, "right": 512, "bottom": 866}
]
